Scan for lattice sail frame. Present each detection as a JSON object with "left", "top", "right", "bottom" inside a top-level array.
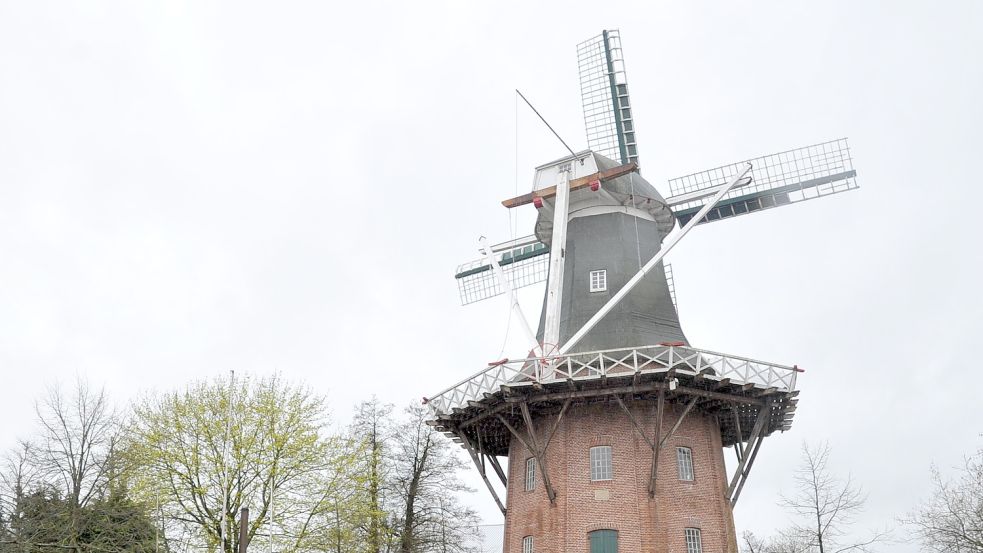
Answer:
[
  {"left": 668, "top": 138, "right": 857, "bottom": 226},
  {"left": 577, "top": 30, "right": 638, "bottom": 165},
  {"left": 454, "top": 237, "right": 678, "bottom": 307},
  {"left": 454, "top": 237, "right": 550, "bottom": 305}
]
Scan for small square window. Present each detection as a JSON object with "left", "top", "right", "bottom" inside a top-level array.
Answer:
[
  {"left": 523, "top": 535, "right": 534, "bottom": 553},
  {"left": 525, "top": 457, "right": 536, "bottom": 491},
  {"left": 590, "top": 446, "right": 612, "bottom": 481},
  {"left": 677, "top": 447, "right": 694, "bottom": 481},
  {"left": 685, "top": 528, "right": 702, "bottom": 553},
  {"left": 589, "top": 270, "right": 607, "bottom": 293}
]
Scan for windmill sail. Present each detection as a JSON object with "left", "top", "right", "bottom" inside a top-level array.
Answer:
[
  {"left": 667, "top": 138, "right": 858, "bottom": 226},
  {"left": 454, "top": 236, "right": 550, "bottom": 305},
  {"left": 577, "top": 30, "right": 638, "bottom": 166},
  {"left": 454, "top": 236, "right": 680, "bottom": 310}
]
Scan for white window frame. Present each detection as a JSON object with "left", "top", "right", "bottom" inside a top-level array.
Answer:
[
  {"left": 589, "top": 269, "right": 607, "bottom": 292},
  {"left": 685, "top": 528, "right": 703, "bottom": 553},
  {"left": 525, "top": 457, "right": 536, "bottom": 491},
  {"left": 523, "top": 535, "right": 534, "bottom": 553},
  {"left": 590, "top": 445, "right": 613, "bottom": 481},
  {"left": 677, "top": 447, "right": 694, "bottom": 481}
]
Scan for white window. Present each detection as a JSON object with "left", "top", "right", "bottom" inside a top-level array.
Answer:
[
  {"left": 590, "top": 445, "right": 613, "bottom": 481},
  {"left": 677, "top": 447, "right": 694, "bottom": 481},
  {"left": 525, "top": 457, "right": 536, "bottom": 491},
  {"left": 589, "top": 269, "right": 607, "bottom": 292},
  {"left": 523, "top": 535, "right": 534, "bottom": 553},
  {"left": 685, "top": 528, "right": 702, "bottom": 553}
]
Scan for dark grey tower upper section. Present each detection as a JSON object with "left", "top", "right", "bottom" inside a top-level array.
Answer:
[{"left": 534, "top": 152, "right": 686, "bottom": 353}]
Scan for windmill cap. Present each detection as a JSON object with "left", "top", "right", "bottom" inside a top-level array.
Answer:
[{"left": 533, "top": 150, "right": 675, "bottom": 244}]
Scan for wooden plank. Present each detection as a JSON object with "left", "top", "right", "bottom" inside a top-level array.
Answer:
[{"left": 501, "top": 162, "right": 639, "bottom": 208}]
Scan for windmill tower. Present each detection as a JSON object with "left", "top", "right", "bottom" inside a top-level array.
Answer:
[{"left": 427, "top": 30, "right": 857, "bottom": 553}]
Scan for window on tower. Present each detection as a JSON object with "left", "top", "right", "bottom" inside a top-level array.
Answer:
[
  {"left": 590, "top": 445, "right": 613, "bottom": 481},
  {"left": 589, "top": 270, "right": 607, "bottom": 293},
  {"left": 522, "top": 535, "right": 534, "bottom": 553},
  {"left": 684, "top": 528, "right": 703, "bottom": 553},
  {"left": 525, "top": 457, "right": 536, "bottom": 491},
  {"left": 677, "top": 447, "right": 695, "bottom": 481}
]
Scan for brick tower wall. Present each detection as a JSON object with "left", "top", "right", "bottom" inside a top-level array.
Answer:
[{"left": 502, "top": 400, "right": 739, "bottom": 553}]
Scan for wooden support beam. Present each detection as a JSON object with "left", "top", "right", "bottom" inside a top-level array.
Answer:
[
  {"left": 541, "top": 399, "right": 571, "bottom": 453},
  {"left": 615, "top": 395, "right": 656, "bottom": 450},
  {"left": 487, "top": 453, "right": 508, "bottom": 488},
  {"left": 726, "top": 402, "right": 771, "bottom": 497},
  {"left": 731, "top": 406, "right": 744, "bottom": 462},
  {"left": 501, "top": 162, "right": 639, "bottom": 208},
  {"left": 648, "top": 389, "right": 665, "bottom": 498},
  {"left": 459, "top": 433, "right": 506, "bottom": 516},
  {"left": 496, "top": 414, "right": 536, "bottom": 454},
  {"left": 520, "top": 402, "right": 557, "bottom": 503},
  {"left": 730, "top": 435, "right": 764, "bottom": 507},
  {"left": 658, "top": 396, "right": 700, "bottom": 449}
]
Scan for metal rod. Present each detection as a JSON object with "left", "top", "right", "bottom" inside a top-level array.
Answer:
[
  {"left": 515, "top": 89, "right": 578, "bottom": 159},
  {"left": 479, "top": 236, "right": 542, "bottom": 357},
  {"left": 221, "top": 370, "right": 235, "bottom": 552},
  {"left": 559, "top": 163, "right": 753, "bottom": 354}
]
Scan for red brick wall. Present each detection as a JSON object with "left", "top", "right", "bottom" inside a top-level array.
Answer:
[{"left": 503, "top": 400, "right": 738, "bottom": 553}]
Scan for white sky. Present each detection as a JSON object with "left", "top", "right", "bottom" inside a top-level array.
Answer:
[{"left": 2, "top": 2, "right": 982, "bottom": 551}]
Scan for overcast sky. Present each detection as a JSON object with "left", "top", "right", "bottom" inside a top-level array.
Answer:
[{"left": 1, "top": 1, "right": 982, "bottom": 551}]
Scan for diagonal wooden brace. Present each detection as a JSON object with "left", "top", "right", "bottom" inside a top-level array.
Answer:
[
  {"left": 648, "top": 389, "right": 666, "bottom": 497},
  {"left": 486, "top": 453, "right": 508, "bottom": 488},
  {"left": 520, "top": 402, "right": 557, "bottom": 503},
  {"left": 615, "top": 395, "right": 655, "bottom": 450},
  {"left": 497, "top": 408, "right": 557, "bottom": 504},
  {"left": 730, "top": 434, "right": 765, "bottom": 507},
  {"left": 658, "top": 396, "right": 700, "bottom": 450},
  {"left": 726, "top": 401, "right": 771, "bottom": 497},
  {"left": 459, "top": 432, "right": 506, "bottom": 515}
]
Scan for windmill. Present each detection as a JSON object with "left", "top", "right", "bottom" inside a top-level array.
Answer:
[{"left": 428, "top": 29, "right": 857, "bottom": 553}]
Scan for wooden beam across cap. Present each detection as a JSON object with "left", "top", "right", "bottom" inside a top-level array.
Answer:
[{"left": 502, "top": 162, "right": 639, "bottom": 208}]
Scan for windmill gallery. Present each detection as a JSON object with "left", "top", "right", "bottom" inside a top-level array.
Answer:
[{"left": 425, "top": 30, "right": 859, "bottom": 553}]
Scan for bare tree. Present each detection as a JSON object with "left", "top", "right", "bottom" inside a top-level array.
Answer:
[
  {"left": 34, "top": 379, "right": 118, "bottom": 513},
  {"left": 351, "top": 398, "right": 395, "bottom": 553},
  {"left": 780, "top": 442, "right": 887, "bottom": 553},
  {"left": 389, "top": 404, "right": 479, "bottom": 553},
  {"left": 0, "top": 442, "right": 40, "bottom": 515},
  {"left": 742, "top": 530, "right": 808, "bottom": 553},
  {"left": 902, "top": 450, "right": 983, "bottom": 552},
  {"left": 0, "top": 380, "right": 154, "bottom": 553}
]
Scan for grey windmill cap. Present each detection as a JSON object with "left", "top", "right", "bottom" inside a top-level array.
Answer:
[{"left": 533, "top": 151, "right": 676, "bottom": 244}]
